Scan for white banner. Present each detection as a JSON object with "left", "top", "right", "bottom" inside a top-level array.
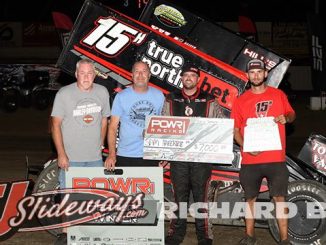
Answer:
[
  {"left": 243, "top": 117, "right": 282, "bottom": 152},
  {"left": 66, "top": 167, "right": 164, "bottom": 244}
]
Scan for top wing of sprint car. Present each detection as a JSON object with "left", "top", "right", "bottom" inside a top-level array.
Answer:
[{"left": 56, "top": 0, "right": 291, "bottom": 117}]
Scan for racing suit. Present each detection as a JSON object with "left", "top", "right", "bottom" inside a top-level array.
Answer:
[{"left": 163, "top": 89, "right": 224, "bottom": 244}]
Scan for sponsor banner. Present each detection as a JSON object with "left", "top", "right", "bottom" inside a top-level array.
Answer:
[
  {"left": 0, "top": 167, "right": 163, "bottom": 242},
  {"left": 57, "top": 0, "right": 248, "bottom": 115},
  {"left": 66, "top": 167, "right": 164, "bottom": 244},
  {"left": 298, "top": 134, "right": 326, "bottom": 176},
  {"left": 144, "top": 116, "right": 234, "bottom": 164},
  {"left": 22, "top": 23, "right": 59, "bottom": 47},
  {"left": 139, "top": 0, "right": 291, "bottom": 88},
  {"left": 0, "top": 182, "right": 134, "bottom": 240}
]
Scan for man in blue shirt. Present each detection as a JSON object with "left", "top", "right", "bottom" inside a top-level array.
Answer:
[{"left": 105, "top": 61, "right": 164, "bottom": 169}]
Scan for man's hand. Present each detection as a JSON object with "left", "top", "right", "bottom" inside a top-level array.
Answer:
[
  {"left": 249, "top": 151, "right": 261, "bottom": 156},
  {"left": 105, "top": 155, "right": 116, "bottom": 171},
  {"left": 274, "top": 114, "right": 287, "bottom": 125},
  {"left": 58, "top": 154, "right": 69, "bottom": 171},
  {"left": 159, "top": 160, "right": 169, "bottom": 167}
]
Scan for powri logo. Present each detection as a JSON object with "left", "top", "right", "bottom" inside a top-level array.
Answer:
[
  {"left": 147, "top": 117, "right": 190, "bottom": 135},
  {"left": 72, "top": 177, "right": 155, "bottom": 194}
]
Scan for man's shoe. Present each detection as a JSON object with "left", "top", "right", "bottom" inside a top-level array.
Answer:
[
  {"left": 198, "top": 238, "right": 213, "bottom": 245},
  {"left": 165, "top": 235, "right": 181, "bottom": 245},
  {"left": 238, "top": 235, "right": 257, "bottom": 245},
  {"left": 279, "top": 239, "right": 291, "bottom": 245},
  {"left": 54, "top": 233, "right": 67, "bottom": 245}
]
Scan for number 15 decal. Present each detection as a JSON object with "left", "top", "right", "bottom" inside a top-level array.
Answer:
[{"left": 82, "top": 18, "right": 147, "bottom": 57}]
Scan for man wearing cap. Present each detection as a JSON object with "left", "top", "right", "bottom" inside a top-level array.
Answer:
[
  {"left": 231, "top": 59, "right": 296, "bottom": 245},
  {"left": 163, "top": 64, "right": 225, "bottom": 245}
]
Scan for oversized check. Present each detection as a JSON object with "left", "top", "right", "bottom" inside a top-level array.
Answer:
[
  {"left": 144, "top": 116, "right": 234, "bottom": 164},
  {"left": 66, "top": 167, "right": 164, "bottom": 244}
]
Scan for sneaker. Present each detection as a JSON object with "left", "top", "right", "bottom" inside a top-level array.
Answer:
[
  {"left": 165, "top": 236, "right": 181, "bottom": 245},
  {"left": 54, "top": 233, "right": 67, "bottom": 245},
  {"left": 198, "top": 238, "right": 213, "bottom": 245},
  {"left": 279, "top": 239, "right": 291, "bottom": 245},
  {"left": 238, "top": 235, "right": 257, "bottom": 245}
]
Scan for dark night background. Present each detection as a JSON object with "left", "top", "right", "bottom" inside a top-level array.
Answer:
[
  {"left": 0, "top": 0, "right": 325, "bottom": 22},
  {"left": 0, "top": 0, "right": 325, "bottom": 92}
]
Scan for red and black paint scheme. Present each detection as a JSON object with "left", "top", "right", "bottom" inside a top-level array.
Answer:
[
  {"left": 139, "top": 0, "right": 290, "bottom": 89},
  {"left": 57, "top": 0, "right": 249, "bottom": 117}
]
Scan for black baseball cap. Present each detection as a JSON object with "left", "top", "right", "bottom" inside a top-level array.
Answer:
[
  {"left": 246, "top": 59, "right": 266, "bottom": 71},
  {"left": 181, "top": 64, "right": 200, "bottom": 76}
]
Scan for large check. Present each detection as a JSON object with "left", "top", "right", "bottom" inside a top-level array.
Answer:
[{"left": 144, "top": 116, "right": 234, "bottom": 164}]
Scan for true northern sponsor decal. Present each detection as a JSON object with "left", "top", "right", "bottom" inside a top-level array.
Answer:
[
  {"left": 141, "top": 39, "right": 184, "bottom": 89},
  {"left": 198, "top": 71, "right": 239, "bottom": 110},
  {"left": 140, "top": 40, "right": 238, "bottom": 110},
  {"left": 147, "top": 117, "right": 190, "bottom": 135}
]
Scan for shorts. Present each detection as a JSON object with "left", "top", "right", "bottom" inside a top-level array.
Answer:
[
  {"left": 59, "top": 159, "right": 103, "bottom": 189},
  {"left": 239, "top": 162, "right": 289, "bottom": 199}
]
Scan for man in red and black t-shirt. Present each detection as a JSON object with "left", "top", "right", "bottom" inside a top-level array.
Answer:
[{"left": 231, "top": 59, "right": 296, "bottom": 245}]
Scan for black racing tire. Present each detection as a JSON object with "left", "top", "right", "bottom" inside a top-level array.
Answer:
[
  {"left": 32, "top": 159, "right": 61, "bottom": 237},
  {"left": 268, "top": 180, "right": 326, "bottom": 245},
  {"left": 32, "top": 159, "right": 59, "bottom": 193}
]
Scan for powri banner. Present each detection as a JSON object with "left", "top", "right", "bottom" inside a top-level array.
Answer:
[{"left": 65, "top": 167, "right": 164, "bottom": 244}]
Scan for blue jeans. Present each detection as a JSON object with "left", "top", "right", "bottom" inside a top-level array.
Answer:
[{"left": 58, "top": 160, "right": 103, "bottom": 189}]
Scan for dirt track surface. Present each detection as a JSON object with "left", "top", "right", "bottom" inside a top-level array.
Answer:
[{"left": 0, "top": 92, "right": 325, "bottom": 245}]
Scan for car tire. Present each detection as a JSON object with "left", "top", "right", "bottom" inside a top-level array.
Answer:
[
  {"left": 32, "top": 159, "right": 61, "bottom": 237},
  {"left": 268, "top": 180, "right": 326, "bottom": 244}
]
